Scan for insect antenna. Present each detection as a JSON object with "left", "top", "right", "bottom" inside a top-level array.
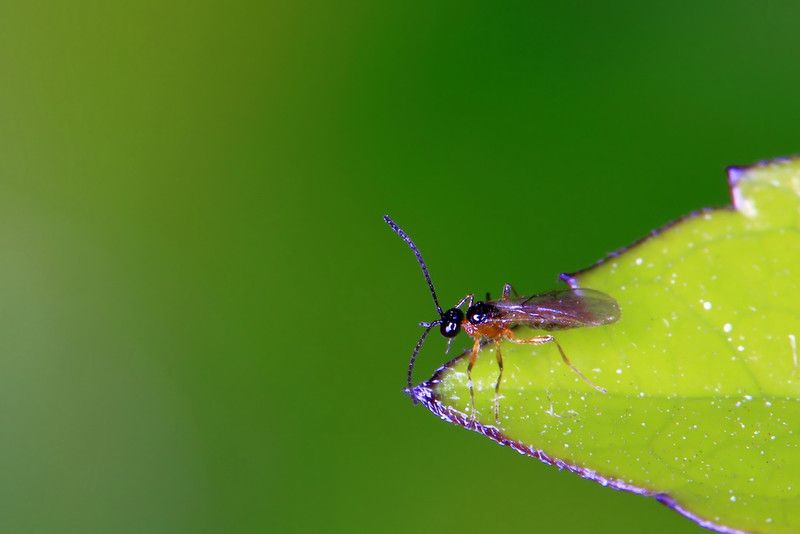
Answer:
[
  {"left": 407, "top": 321, "right": 440, "bottom": 390},
  {"left": 383, "top": 215, "right": 443, "bottom": 315}
]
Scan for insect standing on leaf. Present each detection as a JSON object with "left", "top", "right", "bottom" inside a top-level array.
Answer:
[{"left": 384, "top": 215, "right": 621, "bottom": 423}]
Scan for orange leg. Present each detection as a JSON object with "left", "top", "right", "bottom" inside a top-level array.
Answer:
[
  {"left": 466, "top": 336, "right": 482, "bottom": 420},
  {"left": 503, "top": 330, "right": 606, "bottom": 394},
  {"left": 493, "top": 341, "right": 503, "bottom": 424}
]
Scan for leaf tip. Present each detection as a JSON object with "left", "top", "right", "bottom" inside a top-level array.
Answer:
[{"left": 405, "top": 381, "right": 437, "bottom": 406}]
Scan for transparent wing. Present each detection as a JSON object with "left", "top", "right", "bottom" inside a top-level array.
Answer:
[{"left": 492, "top": 288, "right": 620, "bottom": 330}]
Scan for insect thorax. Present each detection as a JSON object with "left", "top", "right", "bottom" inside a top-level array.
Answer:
[{"left": 466, "top": 301, "right": 496, "bottom": 325}]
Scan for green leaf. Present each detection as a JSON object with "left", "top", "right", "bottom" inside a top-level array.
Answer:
[{"left": 410, "top": 157, "right": 800, "bottom": 533}]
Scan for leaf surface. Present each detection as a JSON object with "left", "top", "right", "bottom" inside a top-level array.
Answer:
[{"left": 410, "top": 157, "right": 800, "bottom": 533}]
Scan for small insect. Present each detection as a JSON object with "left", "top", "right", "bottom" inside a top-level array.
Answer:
[{"left": 385, "top": 215, "right": 620, "bottom": 422}]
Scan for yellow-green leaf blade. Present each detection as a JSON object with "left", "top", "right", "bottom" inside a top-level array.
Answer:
[{"left": 411, "top": 157, "right": 800, "bottom": 533}]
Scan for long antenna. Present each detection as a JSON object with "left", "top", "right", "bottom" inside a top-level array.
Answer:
[
  {"left": 383, "top": 215, "right": 443, "bottom": 315},
  {"left": 407, "top": 321, "right": 438, "bottom": 389}
]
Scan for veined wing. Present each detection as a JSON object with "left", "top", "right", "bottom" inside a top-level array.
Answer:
[{"left": 492, "top": 288, "right": 620, "bottom": 330}]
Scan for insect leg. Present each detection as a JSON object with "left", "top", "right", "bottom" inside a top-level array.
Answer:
[
  {"left": 504, "top": 330, "right": 552, "bottom": 345},
  {"left": 503, "top": 331, "right": 606, "bottom": 394},
  {"left": 466, "top": 336, "right": 481, "bottom": 421},
  {"left": 553, "top": 338, "right": 607, "bottom": 394},
  {"left": 493, "top": 341, "right": 503, "bottom": 424},
  {"left": 501, "top": 283, "right": 520, "bottom": 300},
  {"left": 454, "top": 293, "right": 474, "bottom": 309}
]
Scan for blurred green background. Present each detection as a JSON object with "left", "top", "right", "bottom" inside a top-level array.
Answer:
[{"left": 1, "top": 1, "right": 799, "bottom": 532}]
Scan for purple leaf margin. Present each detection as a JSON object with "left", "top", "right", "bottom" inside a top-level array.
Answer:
[
  {"left": 405, "top": 159, "right": 797, "bottom": 533},
  {"left": 407, "top": 373, "right": 744, "bottom": 534}
]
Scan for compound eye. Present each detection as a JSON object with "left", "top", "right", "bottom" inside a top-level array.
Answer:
[{"left": 439, "top": 308, "right": 464, "bottom": 338}]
